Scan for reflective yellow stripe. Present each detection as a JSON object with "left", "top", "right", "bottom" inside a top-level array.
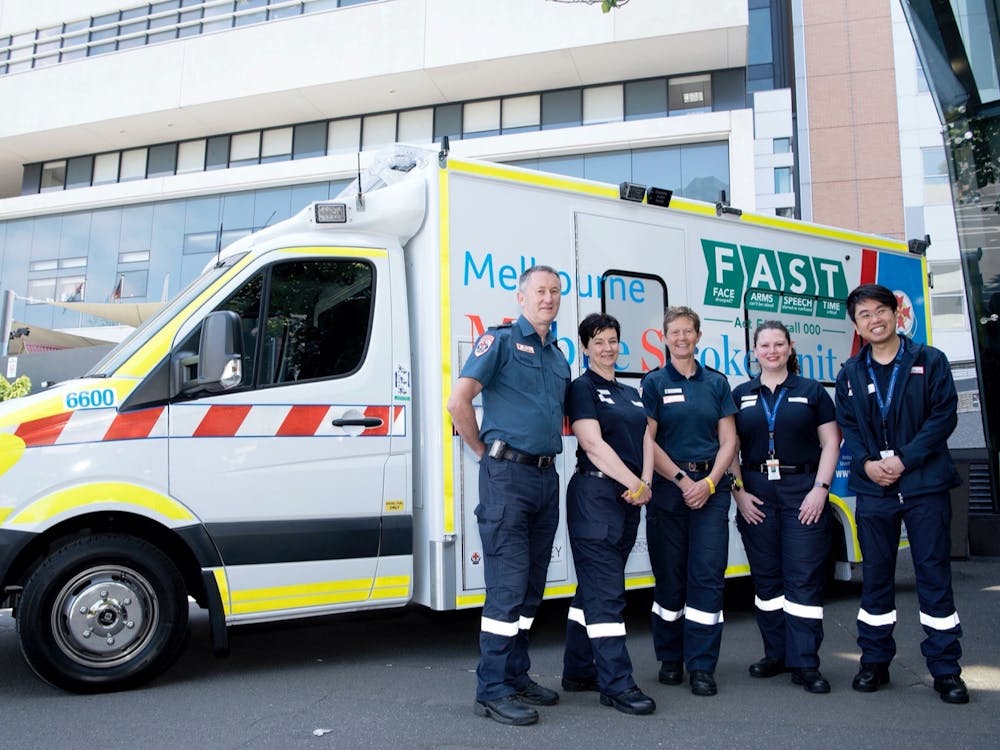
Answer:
[
  {"left": 625, "top": 575, "right": 655, "bottom": 589},
  {"left": 277, "top": 246, "right": 388, "bottom": 259},
  {"left": 449, "top": 158, "right": 617, "bottom": 199},
  {"left": 0, "top": 508, "right": 12, "bottom": 524},
  {"left": 740, "top": 212, "right": 908, "bottom": 252},
  {"left": 9, "top": 482, "right": 195, "bottom": 525},
  {"left": 668, "top": 196, "right": 718, "bottom": 216},
  {"left": 920, "top": 255, "right": 933, "bottom": 345},
  {"left": 0, "top": 433, "right": 25, "bottom": 478},
  {"left": 828, "top": 493, "right": 861, "bottom": 561},
  {"left": 440, "top": 166, "right": 456, "bottom": 536},
  {"left": 725, "top": 563, "right": 751, "bottom": 577},
  {"left": 212, "top": 568, "right": 232, "bottom": 617},
  {"left": 0, "top": 395, "right": 69, "bottom": 431},
  {"left": 229, "top": 576, "right": 411, "bottom": 615},
  {"left": 117, "top": 252, "right": 256, "bottom": 378}
]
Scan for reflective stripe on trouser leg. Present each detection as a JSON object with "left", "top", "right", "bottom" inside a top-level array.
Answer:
[
  {"left": 475, "top": 458, "right": 559, "bottom": 701},
  {"left": 737, "top": 475, "right": 785, "bottom": 660},
  {"left": 565, "top": 475, "right": 641, "bottom": 695},
  {"left": 855, "top": 492, "right": 902, "bottom": 666},
  {"left": 646, "top": 493, "right": 688, "bottom": 663},
  {"left": 563, "top": 603, "right": 597, "bottom": 685},
  {"left": 683, "top": 488, "right": 729, "bottom": 673},
  {"left": 903, "top": 492, "right": 963, "bottom": 677}
]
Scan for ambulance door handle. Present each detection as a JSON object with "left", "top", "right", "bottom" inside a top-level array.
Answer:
[{"left": 331, "top": 417, "right": 383, "bottom": 427}]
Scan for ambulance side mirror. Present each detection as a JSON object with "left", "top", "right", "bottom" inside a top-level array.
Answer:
[{"left": 176, "top": 310, "right": 244, "bottom": 395}]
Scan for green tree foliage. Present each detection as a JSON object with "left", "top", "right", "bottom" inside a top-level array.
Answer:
[
  {"left": 548, "top": 0, "right": 630, "bottom": 12},
  {"left": 0, "top": 375, "right": 31, "bottom": 401}
]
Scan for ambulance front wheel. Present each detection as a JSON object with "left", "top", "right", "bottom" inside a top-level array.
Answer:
[{"left": 17, "top": 533, "right": 189, "bottom": 693}]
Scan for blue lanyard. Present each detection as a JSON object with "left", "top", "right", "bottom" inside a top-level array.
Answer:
[
  {"left": 866, "top": 338, "right": 905, "bottom": 443},
  {"left": 759, "top": 388, "right": 785, "bottom": 458}
]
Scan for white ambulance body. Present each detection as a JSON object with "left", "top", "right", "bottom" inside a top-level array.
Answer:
[{"left": 0, "top": 146, "right": 928, "bottom": 692}]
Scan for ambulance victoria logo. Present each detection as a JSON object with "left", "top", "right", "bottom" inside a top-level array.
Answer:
[
  {"left": 894, "top": 290, "right": 916, "bottom": 337},
  {"left": 474, "top": 334, "right": 494, "bottom": 357}
]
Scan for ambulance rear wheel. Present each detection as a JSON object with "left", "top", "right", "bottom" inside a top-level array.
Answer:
[{"left": 17, "top": 534, "right": 189, "bottom": 693}]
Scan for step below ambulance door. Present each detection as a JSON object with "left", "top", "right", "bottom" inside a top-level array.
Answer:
[{"left": 167, "top": 252, "right": 396, "bottom": 620}]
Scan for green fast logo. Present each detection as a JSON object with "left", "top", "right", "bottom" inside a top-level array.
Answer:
[{"left": 701, "top": 239, "right": 849, "bottom": 319}]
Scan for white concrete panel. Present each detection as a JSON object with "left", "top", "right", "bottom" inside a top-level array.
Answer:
[{"left": 753, "top": 110, "right": 792, "bottom": 140}]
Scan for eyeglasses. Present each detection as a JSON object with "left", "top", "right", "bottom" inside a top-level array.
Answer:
[{"left": 854, "top": 305, "right": 894, "bottom": 323}]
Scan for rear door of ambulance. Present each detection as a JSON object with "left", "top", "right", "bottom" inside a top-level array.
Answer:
[{"left": 167, "top": 246, "right": 409, "bottom": 621}]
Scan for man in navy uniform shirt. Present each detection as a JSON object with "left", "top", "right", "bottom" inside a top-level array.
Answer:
[
  {"left": 836, "top": 283, "right": 967, "bottom": 704},
  {"left": 448, "top": 265, "right": 571, "bottom": 725}
]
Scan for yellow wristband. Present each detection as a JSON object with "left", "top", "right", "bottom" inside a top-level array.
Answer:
[
  {"left": 629, "top": 484, "right": 645, "bottom": 500},
  {"left": 704, "top": 476, "right": 716, "bottom": 494}
]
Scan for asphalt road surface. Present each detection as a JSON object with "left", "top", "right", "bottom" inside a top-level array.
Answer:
[{"left": 1, "top": 555, "right": 998, "bottom": 750}]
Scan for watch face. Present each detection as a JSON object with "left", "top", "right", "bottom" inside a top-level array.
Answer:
[{"left": 674, "top": 471, "right": 685, "bottom": 481}]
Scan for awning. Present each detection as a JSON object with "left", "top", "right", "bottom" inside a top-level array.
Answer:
[
  {"left": 7, "top": 321, "right": 113, "bottom": 354},
  {"left": 49, "top": 301, "right": 164, "bottom": 328}
]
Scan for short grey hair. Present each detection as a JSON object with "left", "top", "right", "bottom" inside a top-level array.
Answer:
[{"left": 518, "top": 264, "right": 561, "bottom": 292}]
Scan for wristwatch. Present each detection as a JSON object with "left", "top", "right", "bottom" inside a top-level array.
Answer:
[
  {"left": 815, "top": 481, "right": 831, "bottom": 491},
  {"left": 673, "top": 470, "right": 686, "bottom": 482},
  {"left": 731, "top": 476, "right": 744, "bottom": 492}
]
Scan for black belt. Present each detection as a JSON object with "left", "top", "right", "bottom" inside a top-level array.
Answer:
[
  {"left": 743, "top": 462, "right": 816, "bottom": 475},
  {"left": 681, "top": 460, "right": 712, "bottom": 472},
  {"left": 495, "top": 447, "right": 555, "bottom": 468},
  {"left": 578, "top": 469, "right": 611, "bottom": 480}
]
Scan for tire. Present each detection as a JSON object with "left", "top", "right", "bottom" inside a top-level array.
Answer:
[{"left": 17, "top": 534, "right": 189, "bottom": 693}]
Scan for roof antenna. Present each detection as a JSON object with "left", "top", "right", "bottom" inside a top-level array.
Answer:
[
  {"left": 438, "top": 135, "right": 450, "bottom": 168},
  {"left": 356, "top": 151, "right": 365, "bottom": 210},
  {"left": 215, "top": 222, "right": 224, "bottom": 267}
]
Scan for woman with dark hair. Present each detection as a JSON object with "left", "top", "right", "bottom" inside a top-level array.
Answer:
[
  {"left": 561, "top": 312, "right": 656, "bottom": 715},
  {"left": 641, "top": 305, "right": 738, "bottom": 697},
  {"left": 728, "top": 320, "right": 840, "bottom": 693}
]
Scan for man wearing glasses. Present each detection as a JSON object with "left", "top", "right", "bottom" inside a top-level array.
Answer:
[{"left": 835, "top": 283, "right": 968, "bottom": 704}]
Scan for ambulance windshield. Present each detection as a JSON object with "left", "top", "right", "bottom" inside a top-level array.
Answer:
[{"left": 86, "top": 252, "right": 249, "bottom": 377}]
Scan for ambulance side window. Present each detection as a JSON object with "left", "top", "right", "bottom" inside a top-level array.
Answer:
[{"left": 257, "top": 259, "right": 374, "bottom": 386}]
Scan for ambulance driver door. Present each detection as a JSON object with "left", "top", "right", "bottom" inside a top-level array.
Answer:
[{"left": 167, "top": 252, "right": 394, "bottom": 620}]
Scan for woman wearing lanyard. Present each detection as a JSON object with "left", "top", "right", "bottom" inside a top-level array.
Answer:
[
  {"left": 561, "top": 313, "right": 656, "bottom": 715},
  {"left": 641, "top": 306, "right": 738, "bottom": 697},
  {"left": 729, "top": 321, "right": 839, "bottom": 694}
]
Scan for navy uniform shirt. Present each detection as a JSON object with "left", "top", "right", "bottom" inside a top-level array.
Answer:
[
  {"left": 731, "top": 373, "right": 836, "bottom": 466},
  {"left": 641, "top": 361, "right": 737, "bottom": 462},
  {"left": 567, "top": 368, "right": 646, "bottom": 476},
  {"left": 460, "top": 314, "right": 571, "bottom": 456}
]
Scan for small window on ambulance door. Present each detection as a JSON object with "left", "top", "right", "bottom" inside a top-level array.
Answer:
[
  {"left": 600, "top": 270, "right": 667, "bottom": 378},
  {"left": 258, "top": 259, "right": 374, "bottom": 387}
]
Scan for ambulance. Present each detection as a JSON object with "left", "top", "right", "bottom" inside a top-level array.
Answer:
[{"left": 0, "top": 145, "right": 929, "bottom": 692}]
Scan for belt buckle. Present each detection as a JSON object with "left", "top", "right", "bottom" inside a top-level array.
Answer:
[
  {"left": 685, "top": 461, "right": 699, "bottom": 472},
  {"left": 538, "top": 456, "right": 553, "bottom": 468}
]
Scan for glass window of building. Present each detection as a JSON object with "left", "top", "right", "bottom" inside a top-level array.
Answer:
[
  {"left": 29, "top": 260, "right": 58, "bottom": 273},
  {"left": 27, "top": 278, "right": 56, "bottom": 303},
  {"left": 398, "top": 108, "right": 434, "bottom": 143},
  {"left": 34, "top": 26, "right": 62, "bottom": 69},
  {"left": 119, "top": 6, "right": 150, "bottom": 50},
  {"left": 680, "top": 142, "right": 730, "bottom": 202},
  {"left": 773, "top": 137, "right": 791, "bottom": 153},
  {"left": 179, "top": 0, "right": 205, "bottom": 38},
  {"left": 583, "top": 85, "right": 624, "bottom": 125},
  {"left": 149, "top": 1, "right": 182, "bottom": 44},
  {"left": 584, "top": 151, "right": 629, "bottom": 184},
  {"left": 433, "top": 104, "right": 463, "bottom": 142},
  {"left": 7, "top": 31, "right": 34, "bottom": 73},
  {"left": 774, "top": 166, "right": 792, "bottom": 193},
  {"left": 262, "top": 127, "right": 294, "bottom": 162},
  {"left": 362, "top": 113, "right": 397, "bottom": 151},
  {"left": 206, "top": 135, "right": 231, "bottom": 170},
  {"left": 65, "top": 157, "right": 94, "bottom": 189},
  {"left": 148, "top": 144, "right": 179, "bottom": 177},
  {"left": 748, "top": 3, "right": 773, "bottom": 66},
  {"left": 60, "top": 257, "right": 88, "bottom": 269},
  {"left": 120, "top": 250, "right": 151, "bottom": 263},
  {"left": 177, "top": 140, "right": 207, "bottom": 173},
  {"left": 230, "top": 132, "right": 261, "bottom": 167},
  {"left": 541, "top": 89, "right": 582, "bottom": 130},
  {"left": 269, "top": 0, "right": 302, "bottom": 19},
  {"left": 59, "top": 277, "right": 86, "bottom": 302},
  {"left": 922, "top": 146, "right": 949, "bottom": 183},
  {"left": 40, "top": 161, "right": 67, "bottom": 192},
  {"left": 235, "top": 0, "right": 268, "bottom": 26},
  {"left": 625, "top": 78, "right": 668, "bottom": 121},
  {"left": 116, "top": 269, "right": 149, "bottom": 299},
  {"left": 502, "top": 95, "right": 540, "bottom": 133},
  {"left": 669, "top": 75, "right": 712, "bottom": 114},
  {"left": 120, "top": 149, "right": 149, "bottom": 181},
  {"left": 632, "top": 146, "right": 681, "bottom": 191},
  {"left": 930, "top": 261, "right": 968, "bottom": 329},
  {"left": 203, "top": 1, "right": 235, "bottom": 33},
  {"left": 712, "top": 69, "right": 747, "bottom": 110},
  {"left": 775, "top": 207, "right": 795, "bottom": 217},
  {"left": 328, "top": 118, "right": 361, "bottom": 154},
  {"left": 462, "top": 101, "right": 500, "bottom": 139},
  {"left": 61, "top": 20, "right": 90, "bottom": 62},
  {"left": 293, "top": 122, "right": 327, "bottom": 159},
  {"left": 88, "top": 13, "right": 119, "bottom": 57},
  {"left": 93, "top": 153, "right": 121, "bottom": 184}
]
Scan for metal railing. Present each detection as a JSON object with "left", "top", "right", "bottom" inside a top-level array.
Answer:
[{"left": 0, "top": 0, "right": 376, "bottom": 76}]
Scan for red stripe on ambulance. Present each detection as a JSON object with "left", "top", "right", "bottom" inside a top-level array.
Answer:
[
  {"left": 15, "top": 411, "right": 73, "bottom": 447},
  {"left": 104, "top": 407, "right": 165, "bottom": 441},
  {"left": 277, "top": 405, "right": 330, "bottom": 436},
  {"left": 193, "top": 405, "right": 252, "bottom": 437}
]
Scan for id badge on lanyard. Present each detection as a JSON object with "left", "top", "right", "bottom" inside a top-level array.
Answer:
[
  {"left": 766, "top": 458, "right": 781, "bottom": 480},
  {"left": 867, "top": 339, "right": 904, "bottom": 462},
  {"left": 760, "top": 389, "right": 785, "bottom": 481}
]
